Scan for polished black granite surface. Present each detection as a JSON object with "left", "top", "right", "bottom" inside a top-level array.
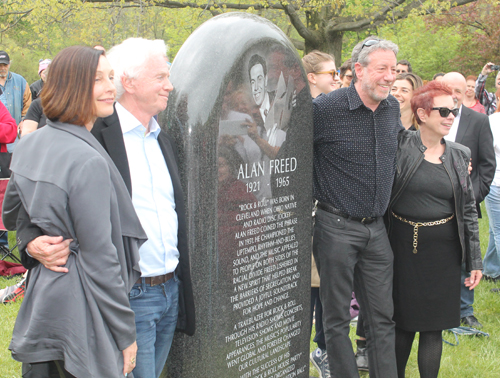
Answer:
[{"left": 160, "top": 12, "right": 313, "bottom": 377}]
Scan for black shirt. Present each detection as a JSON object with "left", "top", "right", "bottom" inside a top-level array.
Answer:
[
  {"left": 313, "top": 84, "right": 403, "bottom": 218},
  {"left": 24, "top": 98, "right": 47, "bottom": 129},
  {"left": 392, "top": 159, "right": 454, "bottom": 221},
  {"left": 30, "top": 79, "right": 44, "bottom": 101}
]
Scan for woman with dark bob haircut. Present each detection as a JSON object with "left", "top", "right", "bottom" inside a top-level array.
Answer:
[
  {"left": 387, "top": 81, "right": 482, "bottom": 378},
  {"left": 3, "top": 46, "right": 146, "bottom": 377}
]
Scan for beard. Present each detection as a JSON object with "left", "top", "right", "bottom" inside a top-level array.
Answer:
[{"left": 361, "top": 79, "right": 390, "bottom": 103}]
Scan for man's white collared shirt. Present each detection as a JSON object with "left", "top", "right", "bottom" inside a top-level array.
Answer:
[
  {"left": 444, "top": 105, "right": 462, "bottom": 143},
  {"left": 115, "top": 102, "right": 179, "bottom": 277},
  {"left": 259, "top": 93, "right": 271, "bottom": 122}
]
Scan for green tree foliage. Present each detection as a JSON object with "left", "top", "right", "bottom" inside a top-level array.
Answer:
[
  {"left": 3, "top": 0, "right": 500, "bottom": 84},
  {"left": 0, "top": 1, "right": 211, "bottom": 80},
  {"left": 335, "top": 21, "right": 462, "bottom": 80},
  {"left": 339, "top": 1, "right": 500, "bottom": 82},
  {"left": 378, "top": 18, "right": 463, "bottom": 81},
  {"left": 79, "top": 0, "right": 479, "bottom": 65},
  {"left": 2, "top": 0, "right": 480, "bottom": 70},
  {"left": 428, "top": 0, "right": 500, "bottom": 88}
]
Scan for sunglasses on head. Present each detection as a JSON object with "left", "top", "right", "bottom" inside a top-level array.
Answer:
[
  {"left": 315, "top": 70, "right": 338, "bottom": 78},
  {"left": 361, "top": 40, "right": 380, "bottom": 51},
  {"left": 432, "top": 107, "right": 459, "bottom": 117}
]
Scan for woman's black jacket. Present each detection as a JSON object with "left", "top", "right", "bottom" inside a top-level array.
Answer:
[{"left": 386, "top": 129, "right": 483, "bottom": 272}]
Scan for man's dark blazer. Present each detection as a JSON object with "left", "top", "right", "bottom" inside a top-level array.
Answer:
[
  {"left": 16, "top": 109, "right": 195, "bottom": 336},
  {"left": 455, "top": 105, "right": 496, "bottom": 217}
]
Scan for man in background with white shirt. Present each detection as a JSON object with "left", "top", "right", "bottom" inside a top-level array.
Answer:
[{"left": 443, "top": 72, "right": 495, "bottom": 329}]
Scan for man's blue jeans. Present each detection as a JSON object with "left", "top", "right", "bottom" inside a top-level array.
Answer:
[
  {"left": 130, "top": 275, "right": 179, "bottom": 378},
  {"left": 460, "top": 186, "right": 495, "bottom": 318},
  {"left": 484, "top": 185, "right": 500, "bottom": 278},
  {"left": 460, "top": 263, "right": 474, "bottom": 318}
]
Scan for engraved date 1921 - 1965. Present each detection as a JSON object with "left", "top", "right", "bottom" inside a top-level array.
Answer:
[{"left": 245, "top": 176, "right": 290, "bottom": 193}]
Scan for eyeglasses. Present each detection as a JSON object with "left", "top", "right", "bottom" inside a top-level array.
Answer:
[
  {"left": 315, "top": 70, "right": 339, "bottom": 78},
  {"left": 432, "top": 107, "right": 459, "bottom": 117},
  {"left": 361, "top": 40, "right": 380, "bottom": 51}
]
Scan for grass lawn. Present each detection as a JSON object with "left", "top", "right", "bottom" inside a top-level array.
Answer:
[
  {"left": 0, "top": 232, "right": 23, "bottom": 378},
  {"left": 1, "top": 206, "right": 500, "bottom": 377}
]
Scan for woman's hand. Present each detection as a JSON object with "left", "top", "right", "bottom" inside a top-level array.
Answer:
[
  {"left": 20, "top": 119, "right": 39, "bottom": 138},
  {"left": 465, "top": 270, "right": 482, "bottom": 290},
  {"left": 122, "top": 341, "right": 137, "bottom": 376}
]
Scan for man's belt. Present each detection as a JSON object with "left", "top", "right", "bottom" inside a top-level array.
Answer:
[
  {"left": 316, "top": 201, "right": 376, "bottom": 225},
  {"left": 136, "top": 272, "right": 174, "bottom": 286}
]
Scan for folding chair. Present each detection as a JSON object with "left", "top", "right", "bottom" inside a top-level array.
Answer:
[{"left": 0, "top": 178, "right": 20, "bottom": 263}]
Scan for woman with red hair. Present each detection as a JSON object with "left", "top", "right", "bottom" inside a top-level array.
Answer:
[
  {"left": 387, "top": 81, "right": 482, "bottom": 377},
  {"left": 464, "top": 75, "right": 486, "bottom": 114}
]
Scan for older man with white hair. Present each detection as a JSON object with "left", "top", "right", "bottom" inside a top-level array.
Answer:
[{"left": 14, "top": 38, "right": 195, "bottom": 378}]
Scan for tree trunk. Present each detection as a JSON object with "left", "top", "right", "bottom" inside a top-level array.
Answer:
[
  {"left": 304, "top": 29, "right": 344, "bottom": 67},
  {"left": 326, "top": 31, "right": 344, "bottom": 67},
  {"left": 304, "top": 10, "right": 344, "bottom": 66}
]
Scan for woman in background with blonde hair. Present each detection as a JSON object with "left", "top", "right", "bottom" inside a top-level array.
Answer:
[
  {"left": 302, "top": 50, "right": 338, "bottom": 98},
  {"left": 302, "top": 50, "right": 340, "bottom": 377},
  {"left": 303, "top": 49, "right": 338, "bottom": 377}
]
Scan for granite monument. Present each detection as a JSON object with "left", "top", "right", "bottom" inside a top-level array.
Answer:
[{"left": 160, "top": 13, "right": 313, "bottom": 378}]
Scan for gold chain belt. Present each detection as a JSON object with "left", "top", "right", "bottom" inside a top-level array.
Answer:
[{"left": 391, "top": 212, "right": 455, "bottom": 254}]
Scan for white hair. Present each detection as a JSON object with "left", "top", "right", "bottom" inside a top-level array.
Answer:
[{"left": 107, "top": 38, "right": 168, "bottom": 100}]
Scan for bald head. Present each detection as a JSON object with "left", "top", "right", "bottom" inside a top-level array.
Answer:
[{"left": 442, "top": 72, "right": 466, "bottom": 108}]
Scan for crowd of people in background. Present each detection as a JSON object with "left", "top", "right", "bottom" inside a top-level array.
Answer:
[{"left": 0, "top": 31, "right": 499, "bottom": 378}]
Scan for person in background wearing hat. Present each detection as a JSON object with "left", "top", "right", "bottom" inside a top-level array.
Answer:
[
  {"left": 21, "top": 59, "right": 52, "bottom": 136},
  {"left": 0, "top": 50, "right": 31, "bottom": 152},
  {"left": 30, "top": 59, "right": 51, "bottom": 100}
]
